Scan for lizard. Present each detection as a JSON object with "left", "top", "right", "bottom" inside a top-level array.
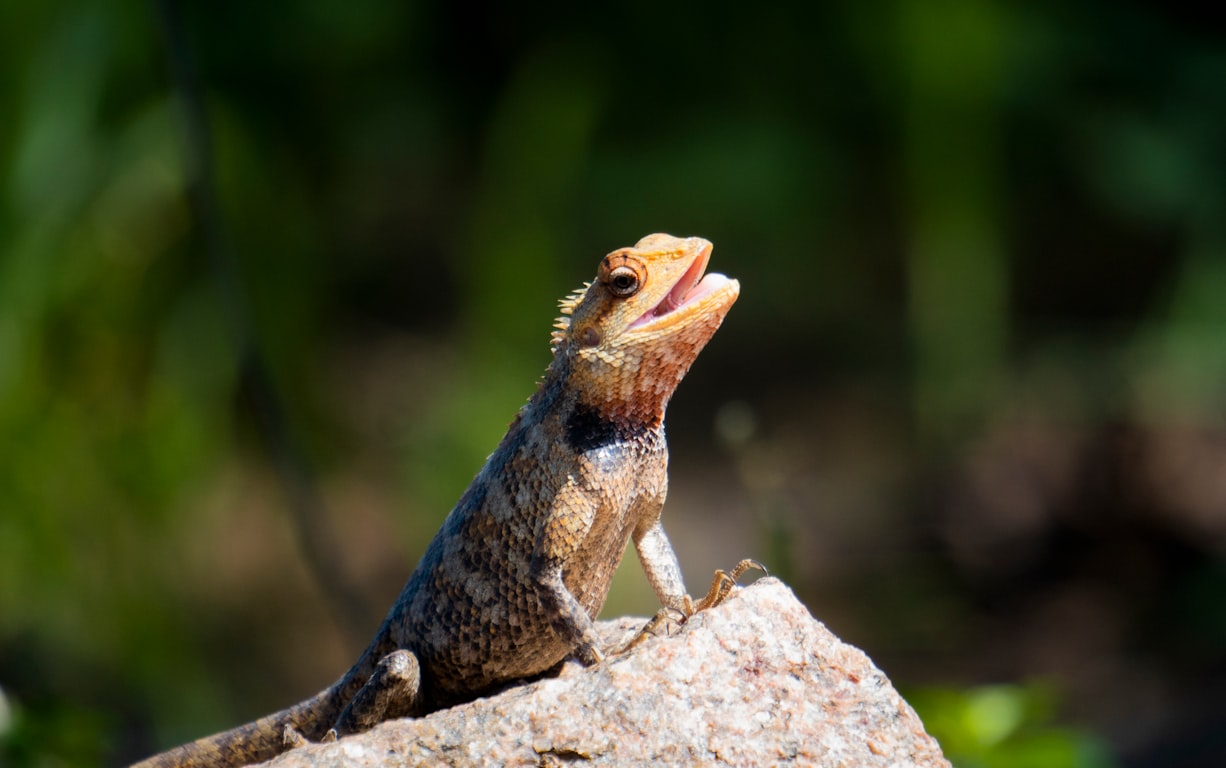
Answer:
[{"left": 134, "top": 233, "right": 750, "bottom": 768}]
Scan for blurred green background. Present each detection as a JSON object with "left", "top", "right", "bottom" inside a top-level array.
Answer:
[{"left": 2, "top": 1, "right": 1224, "bottom": 766}]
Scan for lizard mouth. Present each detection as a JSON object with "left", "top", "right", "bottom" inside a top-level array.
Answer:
[{"left": 628, "top": 240, "right": 739, "bottom": 331}]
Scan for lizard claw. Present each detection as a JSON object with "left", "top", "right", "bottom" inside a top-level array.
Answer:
[
  {"left": 693, "top": 558, "right": 767, "bottom": 613},
  {"left": 282, "top": 724, "right": 337, "bottom": 750},
  {"left": 282, "top": 726, "right": 309, "bottom": 748},
  {"left": 573, "top": 641, "right": 604, "bottom": 666}
]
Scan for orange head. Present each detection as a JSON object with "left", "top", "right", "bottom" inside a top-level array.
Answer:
[{"left": 550, "top": 234, "right": 740, "bottom": 425}]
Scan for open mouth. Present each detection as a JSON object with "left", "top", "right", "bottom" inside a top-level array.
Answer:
[{"left": 628, "top": 242, "right": 736, "bottom": 330}]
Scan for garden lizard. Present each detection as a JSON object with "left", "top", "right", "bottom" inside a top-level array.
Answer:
[{"left": 134, "top": 233, "right": 747, "bottom": 767}]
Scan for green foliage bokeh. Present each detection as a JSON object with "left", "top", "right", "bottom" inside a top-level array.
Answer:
[{"left": 2, "top": 1, "right": 1224, "bottom": 765}]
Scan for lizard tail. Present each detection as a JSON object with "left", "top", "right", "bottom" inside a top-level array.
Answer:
[
  {"left": 131, "top": 616, "right": 401, "bottom": 768},
  {"left": 130, "top": 687, "right": 335, "bottom": 768}
]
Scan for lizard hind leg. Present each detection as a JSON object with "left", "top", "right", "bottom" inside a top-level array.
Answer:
[{"left": 329, "top": 649, "right": 424, "bottom": 740}]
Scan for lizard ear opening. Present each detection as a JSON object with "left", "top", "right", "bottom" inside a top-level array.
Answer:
[{"left": 577, "top": 326, "right": 602, "bottom": 348}]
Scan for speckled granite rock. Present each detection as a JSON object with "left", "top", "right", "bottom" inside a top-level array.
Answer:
[{"left": 266, "top": 578, "right": 950, "bottom": 767}]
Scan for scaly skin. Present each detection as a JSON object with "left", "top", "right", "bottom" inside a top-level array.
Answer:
[{"left": 134, "top": 234, "right": 740, "bottom": 767}]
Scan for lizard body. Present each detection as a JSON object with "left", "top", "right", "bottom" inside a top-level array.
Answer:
[{"left": 135, "top": 234, "right": 740, "bottom": 767}]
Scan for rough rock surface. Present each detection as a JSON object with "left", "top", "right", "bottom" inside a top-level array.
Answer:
[{"left": 266, "top": 578, "right": 949, "bottom": 767}]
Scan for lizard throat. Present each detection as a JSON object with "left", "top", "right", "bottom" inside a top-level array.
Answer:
[{"left": 564, "top": 401, "right": 656, "bottom": 453}]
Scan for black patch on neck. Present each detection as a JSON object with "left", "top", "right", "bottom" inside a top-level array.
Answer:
[{"left": 565, "top": 403, "right": 650, "bottom": 453}]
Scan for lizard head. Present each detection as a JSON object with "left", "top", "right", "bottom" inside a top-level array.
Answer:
[{"left": 551, "top": 233, "right": 740, "bottom": 425}]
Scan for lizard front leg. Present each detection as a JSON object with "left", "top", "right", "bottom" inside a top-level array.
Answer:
[
  {"left": 597, "top": 515, "right": 692, "bottom": 656},
  {"left": 624, "top": 518, "right": 764, "bottom": 652},
  {"left": 637, "top": 517, "right": 765, "bottom": 615},
  {"left": 633, "top": 517, "right": 693, "bottom": 616}
]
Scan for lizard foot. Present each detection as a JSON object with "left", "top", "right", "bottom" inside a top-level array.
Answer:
[
  {"left": 608, "top": 560, "right": 765, "bottom": 658},
  {"left": 282, "top": 726, "right": 309, "bottom": 749},
  {"left": 330, "top": 649, "right": 423, "bottom": 738},
  {"left": 692, "top": 558, "right": 767, "bottom": 613},
  {"left": 610, "top": 606, "right": 688, "bottom": 657},
  {"left": 282, "top": 723, "right": 339, "bottom": 750},
  {"left": 573, "top": 640, "right": 605, "bottom": 666}
]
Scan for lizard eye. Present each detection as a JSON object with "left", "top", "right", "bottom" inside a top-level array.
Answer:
[
  {"left": 608, "top": 267, "right": 639, "bottom": 297},
  {"left": 599, "top": 254, "right": 646, "bottom": 298}
]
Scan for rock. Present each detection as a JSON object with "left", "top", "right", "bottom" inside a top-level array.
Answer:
[{"left": 266, "top": 578, "right": 950, "bottom": 767}]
